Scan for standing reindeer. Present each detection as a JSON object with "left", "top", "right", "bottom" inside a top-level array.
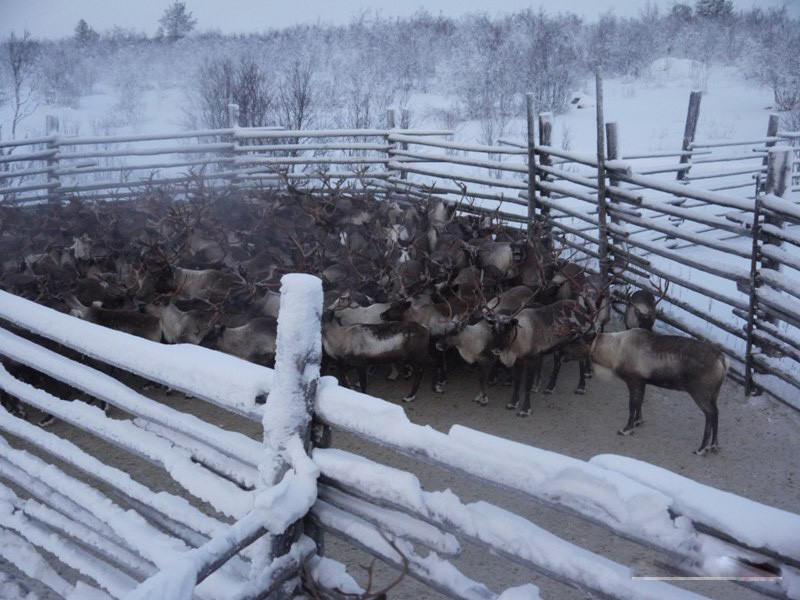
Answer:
[{"left": 565, "top": 325, "right": 727, "bottom": 455}]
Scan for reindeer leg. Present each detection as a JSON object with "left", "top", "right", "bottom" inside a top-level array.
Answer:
[
  {"left": 543, "top": 352, "right": 561, "bottom": 395},
  {"left": 584, "top": 359, "right": 594, "bottom": 379},
  {"left": 506, "top": 362, "right": 523, "bottom": 410},
  {"left": 518, "top": 360, "right": 537, "bottom": 417},
  {"left": 575, "top": 360, "right": 588, "bottom": 395},
  {"left": 619, "top": 380, "right": 645, "bottom": 435},
  {"left": 402, "top": 364, "right": 424, "bottom": 403},
  {"left": 387, "top": 362, "right": 400, "bottom": 381},
  {"left": 693, "top": 393, "right": 719, "bottom": 455},
  {"left": 433, "top": 348, "right": 447, "bottom": 393},
  {"left": 357, "top": 366, "right": 368, "bottom": 393},
  {"left": 474, "top": 359, "right": 494, "bottom": 406}
]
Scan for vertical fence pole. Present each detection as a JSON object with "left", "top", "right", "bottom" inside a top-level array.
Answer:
[
  {"left": 45, "top": 115, "right": 60, "bottom": 202},
  {"left": 762, "top": 148, "right": 791, "bottom": 272},
  {"left": 594, "top": 73, "right": 610, "bottom": 284},
  {"left": 227, "top": 103, "right": 240, "bottom": 187},
  {"left": 677, "top": 90, "right": 702, "bottom": 181},
  {"left": 745, "top": 187, "right": 762, "bottom": 397},
  {"left": 254, "top": 274, "right": 322, "bottom": 593},
  {"left": 525, "top": 93, "right": 538, "bottom": 237},
  {"left": 605, "top": 122, "right": 620, "bottom": 220},
  {"left": 384, "top": 108, "right": 399, "bottom": 195},
  {"left": 400, "top": 108, "right": 410, "bottom": 181},
  {"left": 538, "top": 111, "right": 553, "bottom": 227}
]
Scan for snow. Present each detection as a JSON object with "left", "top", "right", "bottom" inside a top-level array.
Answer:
[
  {"left": 313, "top": 447, "right": 707, "bottom": 600},
  {"left": 591, "top": 454, "right": 800, "bottom": 564},
  {"left": 315, "top": 379, "right": 693, "bottom": 553},
  {"left": 0, "top": 363, "right": 253, "bottom": 518},
  {"left": 0, "top": 290, "right": 271, "bottom": 417},
  {"left": 304, "top": 554, "right": 364, "bottom": 596},
  {"left": 0, "top": 529, "right": 75, "bottom": 599}
]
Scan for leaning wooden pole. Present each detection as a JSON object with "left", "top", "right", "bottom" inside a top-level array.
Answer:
[
  {"left": 744, "top": 182, "right": 762, "bottom": 397},
  {"left": 677, "top": 90, "right": 702, "bottom": 181},
  {"left": 594, "top": 73, "right": 610, "bottom": 285},
  {"left": 526, "top": 93, "right": 538, "bottom": 238}
]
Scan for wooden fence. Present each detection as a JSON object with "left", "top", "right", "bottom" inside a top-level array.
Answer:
[
  {"left": 1, "top": 280, "right": 798, "bottom": 599},
  {"left": 1, "top": 91, "right": 799, "bottom": 411}
]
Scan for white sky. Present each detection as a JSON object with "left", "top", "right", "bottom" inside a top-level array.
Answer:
[{"left": 1, "top": 0, "right": 798, "bottom": 40}]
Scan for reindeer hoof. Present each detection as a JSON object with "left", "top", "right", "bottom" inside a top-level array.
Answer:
[
  {"left": 401, "top": 395, "right": 416, "bottom": 403},
  {"left": 505, "top": 402, "right": 518, "bottom": 410},
  {"left": 574, "top": 388, "right": 586, "bottom": 395},
  {"left": 693, "top": 447, "right": 708, "bottom": 456},
  {"left": 38, "top": 414, "right": 55, "bottom": 427},
  {"left": 633, "top": 418, "right": 644, "bottom": 427},
  {"left": 386, "top": 372, "right": 399, "bottom": 381},
  {"left": 542, "top": 388, "right": 554, "bottom": 395},
  {"left": 433, "top": 383, "right": 445, "bottom": 394},
  {"left": 617, "top": 428, "right": 634, "bottom": 436},
  {"left": 473, "top": 394, "right": 488, "bottom": 405},
  {"left": 516, "top": 409, "right": 531, "bottom": 418}
]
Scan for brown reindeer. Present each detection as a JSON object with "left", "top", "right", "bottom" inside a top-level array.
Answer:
[{"left": 565, "top": 328, "right": 727, "bottom": 455}]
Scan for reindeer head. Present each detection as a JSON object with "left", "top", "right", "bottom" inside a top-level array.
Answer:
[
  {"left": 380, "top": 299, "right": 411, "bottom": 322},
  {"left": 485, "top": 313, "right": 519, "bottom": 356}
]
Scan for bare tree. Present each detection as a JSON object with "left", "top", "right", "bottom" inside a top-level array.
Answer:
[
  {"left": 277, "top": 58, "right": 317, "bottom": 131},
  {"left": 190, "top": 57, "right": 274, "bottom": 129},
  {"left": 4, "top": 31, "right": 39, "bottom": 139}
]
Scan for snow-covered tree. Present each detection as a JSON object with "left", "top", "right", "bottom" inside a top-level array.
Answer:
[
  {"left": 695, "top": 0, "right": 734, "bottom": 19},
  {"left": 158, "top": 1, "right": 197, "bottom": 42},
  {"left": 74, "top": 19, "right": 99, "bottom": 46}
]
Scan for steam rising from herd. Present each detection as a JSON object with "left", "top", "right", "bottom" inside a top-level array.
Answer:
[{"left": 0, "top": 188, "right": 726, "bottom": 454}]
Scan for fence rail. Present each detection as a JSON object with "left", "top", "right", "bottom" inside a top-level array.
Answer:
[
  {"left": 1, "top": 93, "right": 799, "bottom": 410},
  {"left": 1, "top": 281, "right": 798, "bottom": 599}
]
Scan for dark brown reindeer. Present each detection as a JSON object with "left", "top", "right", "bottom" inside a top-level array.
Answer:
[
  {"left": 200, "top": 317, "right": 278, "bottom": 367},
  {"left": 565, "top": 327, "right": 727, "bottom": 455}
]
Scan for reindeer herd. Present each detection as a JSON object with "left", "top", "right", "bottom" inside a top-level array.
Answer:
[{"left": 0, "top": 187, "right": 727, "bottom": 454}]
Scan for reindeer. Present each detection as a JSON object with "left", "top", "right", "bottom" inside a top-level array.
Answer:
[
  {"left": 486, "top": 300, "right": 588, "bottom": 417},
  {"left": 64, "top": 295, "right": 163, "bottom": 342},
  {"left": 565, "top": 328, "right": 727, "bottom": 455},
  {"left": 142, "top": 300, "right": 216, "bottom": 345},
  {"left": 624, "top": 279, "right": 669, "bottom": 331},
  {"left": 436, "top": 285, "right": 539, "bottom": 405},
  {"left": 321, "top": 309, "right": 431, "bottom": 402},
  {"left": 200, "top": 317, "right": 278, "bottom": 367}
]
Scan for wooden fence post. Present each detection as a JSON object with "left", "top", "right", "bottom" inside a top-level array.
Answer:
[
  {"left": 254, "top": 274, "right": 322, "bottom": 595},
  {"left": 385, "top": 108, "right": 398, "bottom": 195},
  {"left": 538, "top": 111, "right": 553, "bottom": 225},
  {"left": 595, "top": 73, "right": 610, "bottom": 284},
  {"left": 227, "top": 103, "right": 240, "bottom": 187},
  {"left": 744, "top": 189, "right": 762, "bottom": 397},
  {"left": 677, "top": 90, "right": 702, "bottom": 181},
  {"left": 525, "top": 93, "right": 538, "bottom": 237},
  {"left": 762, "top": 148, "right": 791, "bottom": 272},
  {"left": 400, "top": 108, "right": 410, "bottom": 181},
  {"left": 45, "top": 115, "right": 60, "bottom": 202}
]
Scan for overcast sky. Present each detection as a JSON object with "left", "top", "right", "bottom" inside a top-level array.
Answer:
[{"left": 1, "top": 0, "right": 798, "bottom": 39}]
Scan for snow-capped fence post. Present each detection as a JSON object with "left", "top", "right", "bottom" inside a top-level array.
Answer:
[
  {"left": 44, "top": 115, "right": 60, "bottom": 202},
  {"left": 227, "top": 103, "right": 240, "bottom": 187},
  {"left": 594, "top": 73, "right": 611, "bottom": 283},
  {"left": 676, "top": 90, "right": 702, "bottom": 181},
  {"left": 253, "top": 273, "right": 323, "bottom": 593},
  {"left": 525, "top": 93, "right": 538, "bottom": 236}
]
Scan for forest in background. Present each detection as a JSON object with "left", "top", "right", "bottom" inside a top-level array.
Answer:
[{"left": 1, "top": 0, "right": 799, "bottom": 145}]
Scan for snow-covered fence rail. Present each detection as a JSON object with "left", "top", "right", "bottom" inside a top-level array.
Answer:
[
  {"left": 0, "top": 277, "right": 329, "bottom": 599},
  {"left": 2, "top": 276, "right": 799, "bottom": 598},
  {"left": 0, "top": 111, "right": 451, "bottom": 204}
]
